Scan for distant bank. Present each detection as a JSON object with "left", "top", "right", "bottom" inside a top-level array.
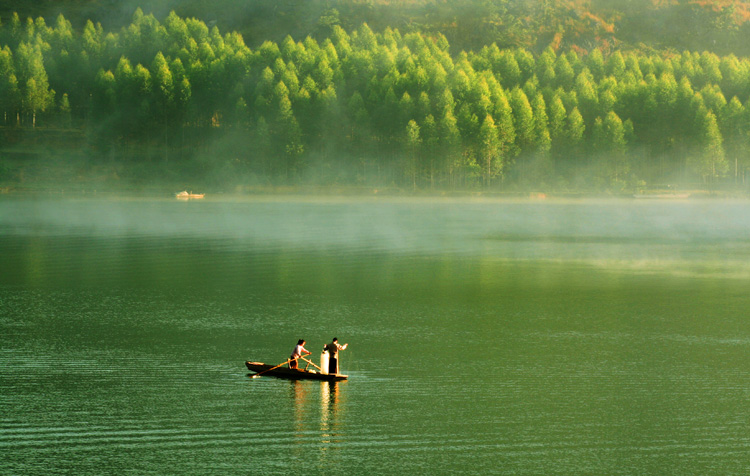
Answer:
[{"left": 1, "top": 153, "right": 748, "bottom": 199}]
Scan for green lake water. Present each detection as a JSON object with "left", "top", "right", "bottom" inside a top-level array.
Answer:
[{"left": 1, "top": 195, "right": 749, "bottom": 475}]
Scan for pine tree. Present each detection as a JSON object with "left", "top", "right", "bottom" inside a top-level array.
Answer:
[
  {"left": 720, "top": 96, "right": 749, "bottom": 184},
  {"left": 16, "top": 42, "right": 54, "bottom": 127},
  {"left": 439, "top": 107, "right": 462, "bottom": 187},
  {"left": 532, "top": 93, "right": 551, "bottom": 155},
  {"left": 510, "top": 88, "right": 534, "bottom": 152},
  {"left": 405, "top": 119, "right": 421, "bottom": 189},
  {"left": 692, "top": 108, "right": 727, "bottom": 183},
  {"left": 548, "top": 94, "right": 567, "bottom": 146},
  {"left": 0, "top": 46, "right": 20, "bottom": 125},
  {"left": 478, "top": 114, "right": 500, "bottom": 186},
  {"left": 422, "top": 114, "right": 439, "bottom": 187}
]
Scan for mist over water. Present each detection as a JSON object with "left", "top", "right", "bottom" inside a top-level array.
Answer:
[
  {"left": 2, "top": 195, "right": 749, "bottom": 277},
  {"left": 2, "top": 195, "right": 750, "bottom": 475}
]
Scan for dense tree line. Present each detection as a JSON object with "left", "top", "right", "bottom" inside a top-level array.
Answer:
[
  {"left": 1, "top": 10, "right": 749, "bottom": 190},
  {"left": 8, "top": 1, "right": 750, "bottom": 57}
]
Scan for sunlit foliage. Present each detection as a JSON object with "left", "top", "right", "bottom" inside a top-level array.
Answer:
[{"left": 1, "top": 9, "right": 750, "bottom": 189}]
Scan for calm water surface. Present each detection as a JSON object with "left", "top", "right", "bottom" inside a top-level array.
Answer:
[{"left": 1, "top": 195, "right": 750, "bottom": 475}]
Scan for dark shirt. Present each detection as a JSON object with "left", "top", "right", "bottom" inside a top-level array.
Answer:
[{"left": 325, "top": 342, "right": 343, "bottom": 357}]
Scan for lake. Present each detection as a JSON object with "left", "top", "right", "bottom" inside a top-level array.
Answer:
[{"left": 2, "top": 195, "right": 750, "bottom": 475}]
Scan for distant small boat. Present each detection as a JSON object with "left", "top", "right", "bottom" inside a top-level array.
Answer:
[
  {"left": 175, "top": 191, "right": 205, "bottom": 199},
  {"left": 245, "top": 361, "right": 348, "bottom": 381},
  {"left": 633, "top": 193, "right": 690, "bottom": 199}
]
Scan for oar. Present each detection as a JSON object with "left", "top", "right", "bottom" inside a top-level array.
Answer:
[
  {"left": 250, "top": 359, "right": 291, "bottom": 379},
  {"left": 299, "top": 356, "right": 322, "bottom": 371}
]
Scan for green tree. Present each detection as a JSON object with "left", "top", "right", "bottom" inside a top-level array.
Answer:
[
  {"left": 563, "top": 106, "right": 585, "bottom": 174},
  {"left": 81, "top": 20, "right": 105, "bottom": 63},
  {"left": 692, "top": 108, "right": 727, "bottom": 183},
  {"left": 0, "top": 46, "right": 20, "bottom": 125},
  {"left": 527, "top": 92, "right": 552, "bottom": 185},
  {"left": 698, "top": 51, "right": 722, "bottom": 86},
  {"left": 435, "top": 88, "right": 455, "bottom": 116},
  {"left": 478, "top": 114, "right": 501, "bottom": 187},
  {"left": 720, "top": 96, "right": 750, "bottom": 184},
  {"left": 404, "top": 119, "right": 421, "bottom": 188},
  {"left": 416, "top": 91, "right": 431, "bottom": 120},
  {"left": 50, "top": 14, "right": 75, "bottom": 53},
  {"left": 606, "top": 51, "right": 626, "bottom": 80},
  {"left": 554, "top": 54, "right": 575, "bottom": 90},
  {"left": 575, "top": 70, "right": 598, "bottom": 125},
  {"left": 497, "top": 50, "right": 521, "bottom": 88},
  {"left": 16, "top": 42, "right": 54, "bottom": 127},
  {"left": 253, "top": 116, "right": 273, "bottom": 176},
  {"left": 275, "top": 92, "right": 304, "bottom": 180},
  {"left": 316, "top": 8, "right": 341, "bottom": 40},
  {"left": 422, "top": 114, "right": 439, "bottom": 187},
  {"left": 493, "top": 89, "right": 516, "bottom": 164},
  {"left": 346, "top": 90, "right": 371, "bottom": 169},
  {"left": 174, "top": 75, "right": 191, "bottom": 155},
  {"left": 515, "top": 49, "right": 535, "bottom": 84},
  {"left": 531, "top": 93, "right": 551, "bottom": 155},
  {"left": 164, "top": 10, "right": 189, "bottom": 49},
  {"left": 90, "top": 68, "right": 116, "bottom": 149},
  {"left": 594, "top": 111, "right": 629, "bottom": 186},
  {"left": 152, "top": 52, "right": 174, "bottom": 161},
  {"left": 548, "top": 94, "right": 567, "bottom": 146},
  {"left": 510, "top": 87, "right": 534, "bottom": 151},
  {"left": 586, "top": 49, "right": 605, "bottom": 82},
  {"left": 439, "top": 107, "right": 462, "bottom": 187},
  {"left": 399, "top": 91, "right": 414, "bottom": 124},
  {"left": 536, "top": 48, "right": 556, "bottom": 87}
]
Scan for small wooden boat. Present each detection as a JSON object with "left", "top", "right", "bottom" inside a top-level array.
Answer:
[
  {"left": 175, "top": 191, "right": 205, "bottom": 199},
  {"left": 245, "top": 361, "right": 347, "bottom": 381}
]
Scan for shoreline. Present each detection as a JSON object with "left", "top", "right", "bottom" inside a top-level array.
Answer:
[
  {"left": 1, "top": 183, "right": 747, "bottom": 201},
  {"left": 1, "top": 155, "right": 747, "bottom": 200}
]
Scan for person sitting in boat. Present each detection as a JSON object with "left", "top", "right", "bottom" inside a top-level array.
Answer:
[
  {"left": 289, "top": 339, "right": 311, "bottom": 370},
  {"left": 324, "top": 338, "right": 348, "bottom": 374}
]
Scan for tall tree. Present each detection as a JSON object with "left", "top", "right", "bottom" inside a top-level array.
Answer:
[
  {"left": 439, "top": 107, "right": 462, "bottom": 187},
  {"left": 0, "top": 46, "right": 20, "bottom": 125},
  {"left": 510, "top": 87, "right": 534, "bottom": 152},
  {"left": 478, "top": 114, "right": 500, "bottom": 187},
  {"left": 595, "top": 111, "right": 629, "bottom": 186},
  {"left": 152, "top": 52, "right": 174, "bottom": 161},
  {"left": 404, "top": 119, "right": 421, "bottom": 189},
  {"left": 422, "top": 114, "right": 439, "bottom": 187},
  {"left": 531, "top": 92, "right": 551, "bottom": 156},
  {"left": 16, "top": 42, "right": 54, "bottom": 127},
  {"left": 720, "top": 96, "right": 750, "bottom": 184},
  {"left": 692, "top": 108, "right": 727, "bottom": 183}
]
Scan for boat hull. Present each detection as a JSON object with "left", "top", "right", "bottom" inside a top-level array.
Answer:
[
  {"left": 245, "top": 361, "right": 348, "bottom": 381},
  {"left": 175, "top": 191, "right": 205, "bottom": 199}
]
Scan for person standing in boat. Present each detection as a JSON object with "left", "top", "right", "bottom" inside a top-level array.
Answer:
[
  {"left": 324, "top": 338, "right": 348, "bottom": 374},
  {"left": 289, "top": 339, "right": 311, "bottom": 370}
]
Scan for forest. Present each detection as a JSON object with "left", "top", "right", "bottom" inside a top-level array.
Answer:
[{"left": 1, "top": 2, "right": 750, "bottom": 192}]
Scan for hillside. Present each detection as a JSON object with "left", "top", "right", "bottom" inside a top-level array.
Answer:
[
  {"left": 4, "top": 0, "right": 750, "bottom": 55},
  {"left": 1, "top": 2, "right": 750, "bottom": 194}
]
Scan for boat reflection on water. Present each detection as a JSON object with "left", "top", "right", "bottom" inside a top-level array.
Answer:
[
  {"left": 290, "top": 380, "right": 345, "bottom": 449},
  {"left": 291, "top": 381, "right": 310, "bottom": 439},
  {"left": 321, "top": 381, "right": 343, "bottom": 442}
]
